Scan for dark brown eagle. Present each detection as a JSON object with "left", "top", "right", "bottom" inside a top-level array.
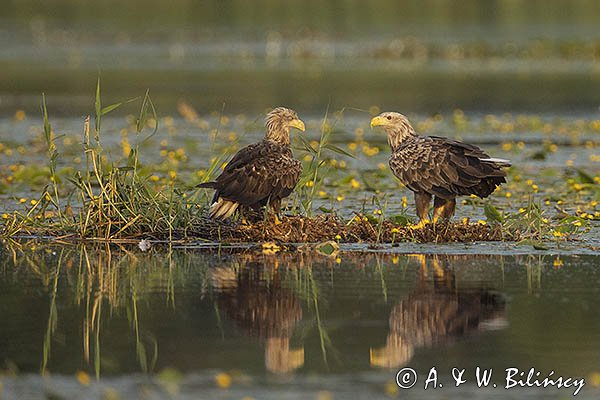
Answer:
[
  {"left": 371, "top": 112, "right": 510, "bottom": 228},
  {"left": 370, "top": 255, "right": 506, "bottom": 368},
  {"left": 211, "top": 261, "right": 304, "bottom": 374},
  {"left": 198, "top": 107, "right": 305, "bottom": 222}
]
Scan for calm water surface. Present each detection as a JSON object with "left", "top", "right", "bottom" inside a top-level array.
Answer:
[{"left": 1, "top": 243, "right": 599, "bottom": 399}]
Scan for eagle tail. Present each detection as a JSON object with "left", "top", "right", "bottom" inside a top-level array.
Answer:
[
  {"left": 479, "top": 157, "right": 511, "bottom": 167},
  {"left": 208, "top": 198, "right": 239, "bottom": 220}
]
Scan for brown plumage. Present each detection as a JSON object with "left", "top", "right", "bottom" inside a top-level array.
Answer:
[
  {"left": 198, "top": 107, "right": 305, "bottom": 221},
  {"left": 211, "top": 262, "right": 304, "bottom": 374},
  {"left": 371, "top": 112, "right": 510, "bottom": 226},
  {"left": 370, "top": 255, "right": 506, "bottom": 368}
]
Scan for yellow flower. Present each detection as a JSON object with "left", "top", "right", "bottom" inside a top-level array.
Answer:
[
  {"left": 30, "top": 199, "right": 37, "bottom": 206},
  {"left": 150, "top": 175, "right": 160, "bottom": 182},
  {"left": 336, "top": 195, "right": 344, "bottom": 202},
  {"left": 391, "top": 228, "right": 400, "bottom": 234},
  {"left": 14, "top": 109, "right": 26, "bottom": 121},
  {"left": 305, "top": 181, "right": 314, "bottom": 187},
  {"left": 401, "top": 196, "right": 408, "bottom": 208},
  {"left": 505, "top": 192, "right": 512, "bottom": 198},
  {"left": 588, "top": 371, "right": 600, "bottom": 387},
  {"left": 350, "top": 178, "right": 361, "bottom": 189},
  {"left": 518, "top": 208, "right": 526, "bottom": 213},
  {"left": 501, "top": 142, "right": 513, "bottom": 151},
  {"left": 75, "top": 371, "right": 91, "bottom": 386},
  {"left": 168, "top": 171, "right": 177, "bottom": 180},
  {"left": 335, "top": 234, "right": 342, "bottom": 240},
  {"left": 335, "top": 257, "right": 342, "bottom": 264},
  {"left": 121, "top": 139, "right": 131, "bottom": 157},
  {"left": 215, "top": 372, "right": 232, "bottom": 389},
  {"left": 553, "top": 230, "right": 564, "bottom": 238},
  {"left": 477, "top": 220, "right": 487, "bottom": 225},
  {"left": 553, "top": 258, "right": 563, "bottom": 268}
]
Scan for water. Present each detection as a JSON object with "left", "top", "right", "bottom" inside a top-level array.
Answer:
[
  {"left": 0, "top": 244, "right": 599, "bottom": 399},
  {"left": 2, "top": 0, "right": 600, "bottom": 115},
  {"left": 1, "top": 2, "right": 600, "bottom": 398}
]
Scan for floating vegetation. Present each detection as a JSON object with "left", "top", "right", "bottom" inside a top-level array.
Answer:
[{"left": 0, "top": 86, "right": 597, "bottom": 246}]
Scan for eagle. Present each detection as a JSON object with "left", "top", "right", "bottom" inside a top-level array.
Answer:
[
  {"left": 370, "top": 112, "right": 510, "bottom": 228},
  {"left": 198, "top": 107, "right": 305, "bottom": 223},
  {"left": 370, "top": 255, "right": 506, "bottom": 368}
]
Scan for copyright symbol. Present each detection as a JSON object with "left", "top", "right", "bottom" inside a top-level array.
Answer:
[{"left": 396, "top": 367, "right": 418, "bottom": 389}]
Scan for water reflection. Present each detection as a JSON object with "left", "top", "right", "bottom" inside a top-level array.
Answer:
[
  {"left": 212, "top": 261, "right": 304, "bottom": 374},
  {"left": 371, "top": 254, "right": 507, "bottom": 369},
  {"left": 1, "top": 242, "right": 600, "bottom": 387}
]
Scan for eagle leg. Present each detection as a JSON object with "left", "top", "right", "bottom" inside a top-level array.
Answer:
[
  {"left": 269, "top": 198, "right": 283, "bottom": 225},
  {"left": 432, "top": 197, "right": 456, "bottom": 223},
  {"left": 411, "top": 192, "right": 432, "bottom": 228},
  {"left": 431, "top": 255, "right": 445, "bottom": 280}
]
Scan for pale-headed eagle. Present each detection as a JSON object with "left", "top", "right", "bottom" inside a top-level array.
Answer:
[
  {"left": 198, "top": 107, "right": 305, "bottom": 222},
  {"left": 371, "top": 112, "right": 510, "bottom": 228}
]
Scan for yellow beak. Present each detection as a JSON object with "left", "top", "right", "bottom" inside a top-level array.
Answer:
[
  {"left": 370, "top": 116, "right": 387, "bottom": 129},
  {"left": 289, "top": 118, "right": 305, "bottom": 132}
]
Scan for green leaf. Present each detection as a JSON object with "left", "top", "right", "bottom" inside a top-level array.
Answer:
[
  {"left": 101, "top": 103, "right": 121, "bottom": 115},
  {"left": 323, "top": 143, "right": 355, "bottom": 158},
  {"left": 484, "top": 203, "right": 504, "bottom": 223},
  {"left": 296, "top": 135, "right": 317, "bottom": 155},
  {"left": 95, "top": 76, "right": 101, "bottom": 120},
  {"left": 315, "top": 241, "right": 339, "bottom": 256},
  {"left": 516, "top": 239, "right": 548, "bottom": 250},
  {"left": 576, "top": 169, "right": 594, "bottom": 184},
  {"left": 391, "top": 214, "right": 411, "bottom": 226}
]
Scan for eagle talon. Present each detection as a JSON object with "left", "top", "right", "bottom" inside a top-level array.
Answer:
[{"left": 410, "top": 219, "right": 430, "bottom": 230}]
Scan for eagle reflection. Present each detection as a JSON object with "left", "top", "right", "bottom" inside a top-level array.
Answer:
[
  {"left": 371, "top": 254, "right": 507, "bottom": 369},
  {"left": 211, "top": 261, "right": 304, "bottom": 374}
]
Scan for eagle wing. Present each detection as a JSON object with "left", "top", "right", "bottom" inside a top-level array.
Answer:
[
  {"left": 205, "top": 140, "right": 302, "bottom": 207},
  {"left": 389, "top": 136, "right": 507, "bottom": 199}
]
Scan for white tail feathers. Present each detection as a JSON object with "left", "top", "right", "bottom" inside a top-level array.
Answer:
[
  {"left": 208, "top": 198, "right": 239, "bottom": 220},
  {"left": 480, "top": 157, "right": 511, "bottom": 166}
]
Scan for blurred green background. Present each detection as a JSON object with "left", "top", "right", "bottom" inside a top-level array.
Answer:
[{"left": 2, "top": 0, "right": 600, "bottom": 115}]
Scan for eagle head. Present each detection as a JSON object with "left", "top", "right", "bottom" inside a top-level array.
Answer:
[
  {"left": 370, "top": 112, "right": 416, "bottom": 151},
  {"left": 265, "top": 107, "right": 305, "bottom": 145}
]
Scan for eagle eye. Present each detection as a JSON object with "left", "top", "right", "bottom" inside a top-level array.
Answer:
[{"left": 386, "top": 115, "right": 392, "bottom": 120}]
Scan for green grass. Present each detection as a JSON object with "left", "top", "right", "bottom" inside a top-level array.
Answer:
[{"left": 0, "top": 86, "right": 595, "bottom": 245}]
